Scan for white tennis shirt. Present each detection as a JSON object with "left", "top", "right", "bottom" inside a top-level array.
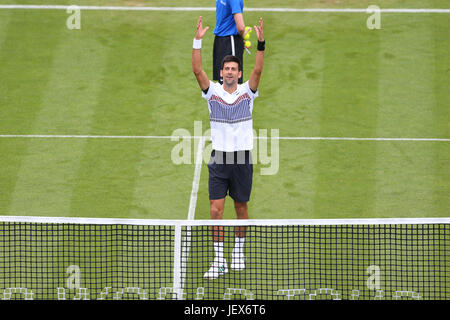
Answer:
[{"left": 202, "top": 80, "right": 258, "bottom": 152}]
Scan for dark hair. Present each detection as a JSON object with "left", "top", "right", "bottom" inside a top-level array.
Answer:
[{"left": 221, "top": 55, "right": 242, "bottom": 70}]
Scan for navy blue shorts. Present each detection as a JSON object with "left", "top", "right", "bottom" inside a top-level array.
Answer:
[{"left": 207, "top": 150, "right": 253, "bottom": 203}]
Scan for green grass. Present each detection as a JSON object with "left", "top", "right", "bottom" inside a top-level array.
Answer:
[
  {"left": 0, "top": 3, "right": 448, "bottom": 220},
  {"left": 0, "top": 0, "right": 448, "bottom": 300}
]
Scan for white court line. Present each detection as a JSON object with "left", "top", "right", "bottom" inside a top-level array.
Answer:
[
  {"left": 1, "top": 215, "right": 449, "bottom": 226},
  {"left": 176, "top": 136, "right": 205, "bottom": 300},
  {"left": 0, "top": 5, "right": 449, "bottom": 13},
  {"left": 274, "top": 137, "right": 450, "bottom": 142},
  {"left": 0, "top": 134, "right": 448, "bottom": 142},
  {"left": 187, "top": 137, "right": 205, "bottom": 221}
]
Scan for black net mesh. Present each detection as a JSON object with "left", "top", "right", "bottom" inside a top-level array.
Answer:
[{"left": 0, "top": 221, "right": 448, "bottom": 300}]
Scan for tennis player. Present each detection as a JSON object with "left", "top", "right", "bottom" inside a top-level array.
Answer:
[{"left": 192, "top": 16, "right": 265, "bottom": 279}]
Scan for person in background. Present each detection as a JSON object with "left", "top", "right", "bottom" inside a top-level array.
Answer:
[{"left": 213, "top": 0, "right": 248, "bottom": 84}]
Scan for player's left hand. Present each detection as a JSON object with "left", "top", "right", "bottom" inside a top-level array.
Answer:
[{"left": 254, "top": 18, "right": 264, "bottom": 42}]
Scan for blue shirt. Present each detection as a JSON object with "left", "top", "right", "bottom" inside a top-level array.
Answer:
[{"left": 214, "top": 0, "right": 244, "bottom": 36}]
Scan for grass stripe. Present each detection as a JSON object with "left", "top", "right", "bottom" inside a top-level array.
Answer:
[
  {"left": 432, "top": 15, "right": 450, "bottom": 217},
  {"left": 0, "top": 11, "right": 11, "bottom": 50},
  {"left": 130, "top": 141, "right": 194, "bottom": 220},
  {"left": 128, "top": 13, "right": 197, "bottom": 220},
  {"left": 313, "top": 14, "right": 380, "bottom": 218},
  {"left": 375, "top": 15, "right": 437, "bottom": 217},
  {"left": 68, "top": 12, "right": 175, "bottom": 218},
  {"left": 0, "top": 12, "right": 64, "bottom": 215},
  {"left": 250, "top": 24, "right": 325, "bottom": 219},
  {"left": 8, "top": 30, "right": 109, "bottom": 217}
]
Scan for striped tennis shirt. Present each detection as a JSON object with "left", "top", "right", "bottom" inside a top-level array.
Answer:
[{"left": 202, "top": 80, "right": 258, "bottom": 152}]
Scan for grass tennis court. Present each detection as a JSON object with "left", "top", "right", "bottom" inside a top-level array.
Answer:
[{"left": 0, "top": 0, "right": 449, "bottom": 300}]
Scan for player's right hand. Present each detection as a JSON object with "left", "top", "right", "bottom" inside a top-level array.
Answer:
[{"left": 195, "top": 16, "right": 210, "bottom": 40}]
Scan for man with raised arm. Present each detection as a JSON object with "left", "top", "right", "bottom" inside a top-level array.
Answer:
[{"left": 192, "top": 16, "right": 265, "bottom": 279}]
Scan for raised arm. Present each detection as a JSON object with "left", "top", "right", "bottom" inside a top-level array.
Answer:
[
  {"left": 248, "top": 18, "right": 265, "bottom": 93},
  {"left": 192, "top": 16, "right": 210, "bottom": 91}
]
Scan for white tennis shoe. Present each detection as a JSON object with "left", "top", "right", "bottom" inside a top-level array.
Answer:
[
  {"left": 231, "top": 249, "right": 245, "bottom": 271},
  {"left": 203, "top": 257, "right": 228, "bottom": 280}
]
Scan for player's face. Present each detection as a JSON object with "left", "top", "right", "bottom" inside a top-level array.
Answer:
[{"left": 221, "top": 62, "right": 241, "bottom": 86}]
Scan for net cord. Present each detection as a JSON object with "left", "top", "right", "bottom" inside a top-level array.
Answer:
[{"left": 0, "top": 216, "right": 448, "bottom": 226}]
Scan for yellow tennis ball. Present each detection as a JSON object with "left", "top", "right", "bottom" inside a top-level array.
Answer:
[
  {"left": 244, "top": 26, "right": 252, "bottom": 40},
  {"left": 244, "top": 40, "right": 251, "bottom": 48}
]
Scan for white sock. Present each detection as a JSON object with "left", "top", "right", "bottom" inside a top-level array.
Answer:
[
  {"left": 213, "top": 242, "right": 225, "bottom": 262},
  {"left": 234, "top": 237, "right": 245, "bottom": 254}
]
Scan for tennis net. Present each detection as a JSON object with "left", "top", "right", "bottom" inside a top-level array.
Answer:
[{"left": 0, "top": 216, "right": 448, "bottom": 300}]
